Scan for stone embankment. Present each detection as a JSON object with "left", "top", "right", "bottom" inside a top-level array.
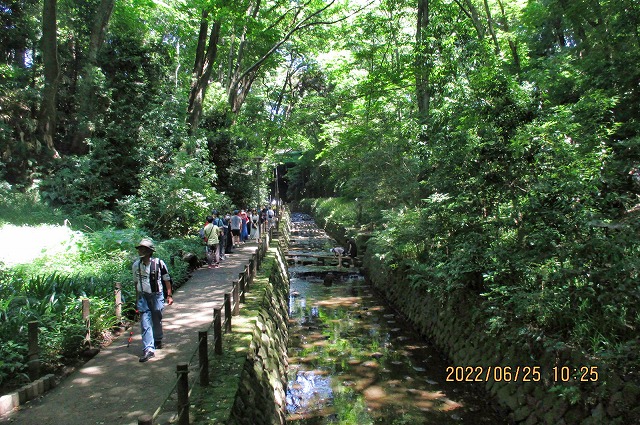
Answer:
[
  {"left": 304, "top": 204, "right": 640, "bottom": 425},
  {"left": 226, "top": 242, "right": 290, "bottom": 425}
]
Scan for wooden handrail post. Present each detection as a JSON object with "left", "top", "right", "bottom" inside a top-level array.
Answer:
[
  {"left": 243, "top": 265, "right": 250, "bottom": 288},
  {"left": 213, "top": 308, "right": 222, "bottom": 354},
  {"left": 199, "top": 331, "right": 209, "bottom": 387},
  {"left": 224, "top": 293, "right": 232, "bottom": 332},
  {"left": 239, "top": 275, "right": 246, "bottom": 304},
  {"left": 82, "top": 298, "right": 91, "bottom": 349},
  {"left": 114, "top": 282, "right": 122, "bottom": 325},
  {"left": 244, "top": 263, "right": 251, "bottom": 289},
  {"left": 176, "top": 363, "right": 189, "bottom": 425},
  {"left": 28, "top": 321, "right": 40, "bottom": 381},
  {"left": 232, "top": 280, "right": 240, "bottom": 316},
  {"left": 251, "top": 251, "right": 258, "bottom": 285}
]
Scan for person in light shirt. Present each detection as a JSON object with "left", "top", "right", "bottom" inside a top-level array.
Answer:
[{"left": 132, "top": 238, "right": 173, "bottom": 362}]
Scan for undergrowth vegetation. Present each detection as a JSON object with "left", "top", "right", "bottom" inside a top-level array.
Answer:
[
  {"left": 0, "top": 191, "right": 205, "bottom": 391},
  {"left": 307, "top": 196, "right": 640, "bottom": 385}
]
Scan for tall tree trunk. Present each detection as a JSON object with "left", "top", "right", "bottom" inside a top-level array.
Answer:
[
  {"left": 227, "top": 0, "right": 261, "bottom": 115},
  {"left": 483, "top": 0, "right": 500, "bottom": 53},
  {"left": 461, "top": 0, "right": 485, "bottom": 41},
  {"left": 71, "top": 0, "right": 115, "bottom": 153},
  {"left": 187, "top": 11, "right": 222, "bottom": 135},
  {"left": 496, "top": 0, "right": 520, "bottom": 73},
  {"left": 38, "top": 0, "right": 60, "bottom": 158},
  {"left": 415, "top": 0, "right": 431, "bottom": 130}
]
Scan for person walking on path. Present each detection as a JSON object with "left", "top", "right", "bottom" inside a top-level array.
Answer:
[
  {"left": 250, "top": 208, "right": 260, "bottom": 240},
  {"left": 0, "top": 242, "right": 258, "bottom": 425},
  {"left": 213, "top": 210, "right": 227, "bottom": 261},
  {"left": 240, "top": 209, "right": 249, "bottom": 242},
  {"left": 133, "top": 238, "right": 173, "bottom": 362},
  {"left": 203, "top": 215, "right": 222, "bottom": 268},
  {"left": 224, "top": 211, "right": 234, "bottom": 254},
  {"left": 230, "top": 210, "right": 242, "bottom": 247}
]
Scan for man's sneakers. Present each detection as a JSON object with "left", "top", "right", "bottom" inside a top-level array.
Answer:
[
  {"left": 139, "top": 350, "right": 155, "bottom": 362},
  {"left": 155, "top": 340, "right": 162, "bottom": 349}
]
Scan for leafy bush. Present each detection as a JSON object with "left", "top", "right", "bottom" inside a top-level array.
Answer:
[
  {"left": 119, "top": 140, "right": 231, "bottom": 238},
  {"left": 0, "top": 218, "right": 204, "bottom": 388},
  {"left": 300, "top": 197, "right": 357, "bottom": 228},
  {"left": 0, "top": 341, "right": 28, "bottom": 388},
  {"left": 0, "top": 183, "right": 67, "bottom": 226}
]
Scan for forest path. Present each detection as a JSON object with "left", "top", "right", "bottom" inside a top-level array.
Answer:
[{"left": 0, "top": 241, "right": 259, "bottom": 425}]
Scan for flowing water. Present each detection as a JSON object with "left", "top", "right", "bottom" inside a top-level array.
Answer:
[{"left": 285, "top": 213, "right": 509, "bottom": 425}]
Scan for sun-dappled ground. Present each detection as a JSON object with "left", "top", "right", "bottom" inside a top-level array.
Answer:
[{"left": 0, "top": 224, "right": 82, "bottom": 266}]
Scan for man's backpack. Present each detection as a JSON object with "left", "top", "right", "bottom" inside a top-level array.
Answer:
[{"left": 148, "top": 258, "right": 173, "bottom": 299}]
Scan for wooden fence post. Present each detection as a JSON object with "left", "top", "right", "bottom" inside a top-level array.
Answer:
[
  {"left": 28, "top": 321, "right": 40, "bottom": 381},
  {"left": 213, "top": 308, "right": 222, "bottom": 355},
  {"left": 233, "top": 277, "right": 240, "bottom": 315},
  {"left": 114, "top": 282, "right": 122, "bottom": 325},
  {"left": 224, "top": 294, "right": 232, "bottom": 333},
  {"left": 239, "top": 274, "right": 246, "bottom": 304},
  {"left": 82, "top": 298, "right": 91, "bottom": 349},
  {"left": 199, "top": 331, "right": 209, "bottom": 387},
  {"left": 176, "top": 363, "right": 189, "bottom": 425},
  {"left": 250, "top": 255, "right": 257, "bottom": 284}
]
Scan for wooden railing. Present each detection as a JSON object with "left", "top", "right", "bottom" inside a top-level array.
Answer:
[
  {"left": 13, "top": 230, "right": 272, "bottom": 424},
  {"left": 140, "top": 231, "right": 271, "bottom": 425}
]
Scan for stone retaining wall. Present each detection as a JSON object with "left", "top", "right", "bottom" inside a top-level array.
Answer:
[
  {"left": 227, "top": 242, "right": 290, "bottom": 425},
  {"left": 362, "top": 254, "right": 640, "bottom": 424},
  {"left": 303, "top": 202, "right": 640, "bottom": 425}
]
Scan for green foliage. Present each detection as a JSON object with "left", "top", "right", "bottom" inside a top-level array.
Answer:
[
  {"left": 119, "top": 147, "right": 230, "bottom": 238},
  {"left": 0, "top": 216, "right": 203, "bottom": 387},
  {"left": 0, "top": 341, "right": 28, "bottom": 388},
  {"left": 0, "top": 183, "right": 67, "bottom": 226},
  {"left": 299, "top": 198, "right": 357, "bottom": 228}
]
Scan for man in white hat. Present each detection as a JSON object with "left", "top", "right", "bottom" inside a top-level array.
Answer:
[{"left": 133, "top": 238, "right": 173, "bottom": 362}]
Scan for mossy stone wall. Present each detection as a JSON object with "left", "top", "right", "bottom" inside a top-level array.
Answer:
[
  {"left": 362, "top": 253, "right": 640, "bottom": 424},
  {"left": 227, "top": 242, "right": 290, "bottom": 425}
]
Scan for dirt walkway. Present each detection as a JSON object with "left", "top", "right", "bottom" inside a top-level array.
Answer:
[{"left": 0, "top": 242, "right": 260, "bottom": 425}]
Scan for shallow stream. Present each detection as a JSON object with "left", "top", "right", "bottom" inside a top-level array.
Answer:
[{"left": 285, "top": 213, "right": 509, "bottom": 425}]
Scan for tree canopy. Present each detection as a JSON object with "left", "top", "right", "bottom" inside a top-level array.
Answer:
[{"left": 1, "top": 0, "right": 639, "bottom": 400}]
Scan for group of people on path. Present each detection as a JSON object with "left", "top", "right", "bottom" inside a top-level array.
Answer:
[
  {"left": 130, "top": 205, "right": 279, "bottom": 363},
  {"left": 202, "top": 206, "right": 275, "bottom": 268}
]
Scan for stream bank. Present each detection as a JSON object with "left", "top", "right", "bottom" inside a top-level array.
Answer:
[
  {"left": 285, "top": 212, "right": 508, "bottom": 424},
  {"left": 297, "top": 201, "right": 640, "bottom": 425}
]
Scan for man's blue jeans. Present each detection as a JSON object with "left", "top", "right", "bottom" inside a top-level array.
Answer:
[{"left": 137, "top": 292, "right": 164, "bottom": 353}]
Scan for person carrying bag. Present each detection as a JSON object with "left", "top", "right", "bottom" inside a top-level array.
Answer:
[{"left": 203, "top": 215, "right": 221, "bottom": 268}]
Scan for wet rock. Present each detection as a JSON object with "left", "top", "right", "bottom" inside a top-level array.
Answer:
[
  {"left": 81, "top": 347, "right": 100, "bottom": 359},
  {"left": 179, "top": 250, "right": 200, "bottom": 269},
  {"left": 323, "top": 272, "right": 335, "bottom": 286}
]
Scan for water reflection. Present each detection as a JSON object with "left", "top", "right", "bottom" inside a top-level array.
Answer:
[{"left": 286, "top": 214, "right": 507, "bottom": 425}]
